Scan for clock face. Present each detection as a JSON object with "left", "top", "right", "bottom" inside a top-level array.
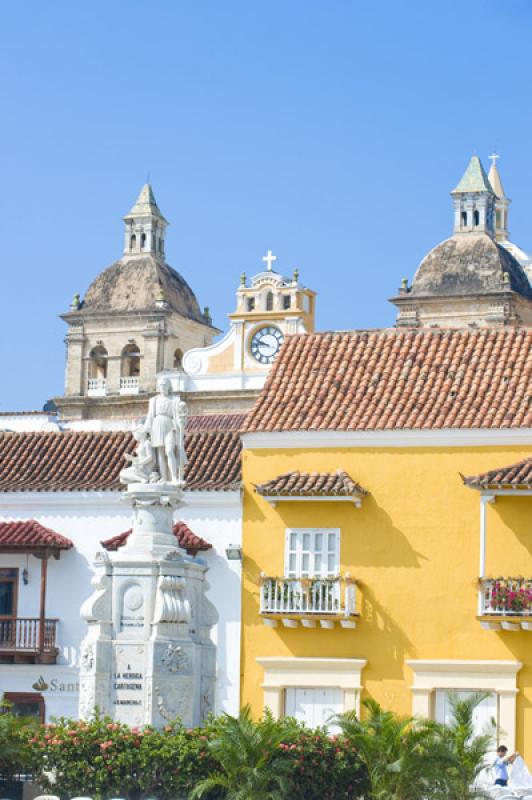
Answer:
[{"left": 250, "top": 326, "right": 284, "bottom": 365}]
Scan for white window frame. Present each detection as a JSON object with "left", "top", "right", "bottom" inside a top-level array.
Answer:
[
  {"left": 407, "top": 660, "right": 522, "bottom": 751},
  {"left": 257, "top": 657, "right": 367, "bottom": 719},
  {"left": 284, "top": 528, "right": 340, "bottom": 578}
]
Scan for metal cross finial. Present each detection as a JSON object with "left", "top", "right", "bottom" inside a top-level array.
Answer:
[
  {"left": 489, "top": 152, "right": 500, "bottom": 167},
  {"left": 262, "top": 249, "right": 277, "bottom": 271}
]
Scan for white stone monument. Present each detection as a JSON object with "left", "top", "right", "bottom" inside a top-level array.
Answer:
[{"left": 78, "top": 384, "right": 217, "bottom": 728}]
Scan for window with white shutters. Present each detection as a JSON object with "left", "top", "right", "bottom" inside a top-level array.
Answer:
[
  {"left": 285, "top": 529, "right": 340, "bottom": 578},
  {"left": 285, "top": 687, "right": 343, "bottom": 731},
  {"left": 434, "top": 690, "right": 498, "bottom": 741}
]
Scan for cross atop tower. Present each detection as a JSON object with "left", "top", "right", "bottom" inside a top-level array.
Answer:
[
  {"left": 489, "top": 152, "right": 500, "bottom": 168},
  {"left": 262, "top": 249, "right": 277, "bottom": 272}
]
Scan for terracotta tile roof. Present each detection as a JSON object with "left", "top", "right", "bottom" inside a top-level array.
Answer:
[
  {"left": 0, "top": 520, "right": 73, "bottom": 551},
  {"left": 0, "top": 410, "right": 57, "bottom": 417},
  {"left": 0, "top": 423, "right": 242, "bottom": 493},
  {"left": 186, "top": 414, "right": 246, "bottom": 432},
  {"left": 255, "top": 470, "right": 368, "bottom": 497},
  {"left": 0, "top": 430, "right": 135, "bottom": 492},
  {"left": 101, "top": 521, "right": 212, "bottom": 556},
  {"left": 463, "top": 457, "right": 532, "bottom": 490},
  {"left": 184, "top": 430, "right": 242, "bottom": 491},
  {"left": 245, "top": 328, "right": 532, "bottom": 432}
]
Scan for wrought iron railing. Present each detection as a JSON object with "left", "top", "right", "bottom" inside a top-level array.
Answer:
[
  {"left": 260, "top": 575, "right": 356, "bottom": 616},
  {"left": 0, "top": 618, "right": 58, "bottom": 652}
]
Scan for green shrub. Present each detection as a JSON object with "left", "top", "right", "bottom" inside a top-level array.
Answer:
[
  {"left": 25, "top": 710, "right": 367, "bottom": 800},
  {"left": 27, "top": 713, "right": 217, "bottom": 800}
]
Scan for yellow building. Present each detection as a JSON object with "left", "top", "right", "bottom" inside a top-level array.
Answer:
[{"left": 239, "top": 156, "right": 532, "bottom": 755}]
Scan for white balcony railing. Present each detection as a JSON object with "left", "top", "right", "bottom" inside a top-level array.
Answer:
[
  {"left": 120, "top": 376, "right": 140, "bottom": 395},
  {"left": 260, "top": 575, "right": 357, "bottom": 629},
  {"left": 87, "top": 378, "right": 107, "bottom": 397},
  {"left": 479, "top": 578, "right": 532, "bottom": 631}
]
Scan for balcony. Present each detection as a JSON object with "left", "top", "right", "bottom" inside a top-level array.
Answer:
[
  {"left": 478, "top": 578, "right": 532, "bottom": 632},
  {"left": 260, "top": 575, "right": 358, "bottom": 629},
  {"left": 0, "top": 618, "right": 59, "bottom": 663},
  {"left": 87, "top": 378, "right": 107, "bottom": 397},
  {"left": 120, "top": 376, "right": 140, "bottom": 395}
]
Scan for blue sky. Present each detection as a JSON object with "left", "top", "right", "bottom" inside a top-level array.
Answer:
[{"left": 1, "top": 0, "right": 532, "bottom": 411}]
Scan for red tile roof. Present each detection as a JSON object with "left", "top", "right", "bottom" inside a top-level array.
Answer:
[
  {"left": 463, "top": 457, "right": 532, "bottom": 490},
  {"left": 0, "top": 411, "right": 57, "bottom": 417},
  {"left": 184, "top": 430, "right": 241, "bottom": 491},
  {"left": 245, "top": 328, "right": 532, "bottom": 432},
  {"left": 186, "top": 414, "right": 246, "bottom": 432},
  {"left": 101, "top": 521, "right": 211, "bottom": 556},
  {"left": 255, "top": 470, "right": 368, "bottom": 497},
  {"left": 0, "top": 430, "right": 136, "bottom": 492},
  {"left": 0, "top": 520, "right": 73, "bottom": 551},
  {"left": 0, "top": 423, "right": 242, "bottom": 493}
]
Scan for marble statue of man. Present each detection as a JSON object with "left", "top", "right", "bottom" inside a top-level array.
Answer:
[
  {"left": 144, "top": 378, "right": 187, "bottom": 484},
  {"left": 119, "top": 425, "right": 157, "bottom": 485}
]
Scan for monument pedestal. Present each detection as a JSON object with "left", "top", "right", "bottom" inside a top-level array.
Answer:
[{"left": 79, "top": 483, "right": 217, "bottom": 727}]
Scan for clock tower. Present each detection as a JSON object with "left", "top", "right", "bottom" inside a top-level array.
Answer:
[{"left": 159, "top": 251, "right": 316, "bottom": 414}]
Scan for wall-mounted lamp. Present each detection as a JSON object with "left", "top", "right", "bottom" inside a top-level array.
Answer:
[
  {"left": 22, "top": 568, "right": 29, "bottom": 585},
  {"left": 225, "top": 544, "right": 242, "bottom": 561}
]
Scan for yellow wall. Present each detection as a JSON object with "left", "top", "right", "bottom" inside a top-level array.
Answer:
[{"left": 241, "top": 445, "right": 532, "bottom": 755}]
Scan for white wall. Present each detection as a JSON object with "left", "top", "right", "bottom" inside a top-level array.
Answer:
[{"left": 0, "top": 489, "right": 241, "bottom": 720}]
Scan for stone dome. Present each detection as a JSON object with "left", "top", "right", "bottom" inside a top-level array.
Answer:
[
  {"left": 410, "top": 233, "right": 532, "bottom": 300},
  {"left": 81, "top": 255, "right": 210, "bottom": 324}
]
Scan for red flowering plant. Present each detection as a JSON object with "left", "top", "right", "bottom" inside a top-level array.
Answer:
[
  {"left": 26, "top": 712, "right": 218, "bottom": 800},
  {"left": 487, "top": 578, "right": 532, "bottom": 614},
  {"left": 274, "top": 720, "right": 368, "bottom": 800}
]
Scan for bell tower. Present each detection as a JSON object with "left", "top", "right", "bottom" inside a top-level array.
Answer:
[
  {"left": 159, "top": 251, "right": 317, "bottom": 414},
  {"left": 123, "top": 184, "right": 168, "bottom": 258},
  {"left": 451, "top": 155, "right": 496, "bottom": 237}
]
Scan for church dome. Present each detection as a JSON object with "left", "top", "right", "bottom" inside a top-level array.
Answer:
[
  {"left": 81, "top": 254, "right": 210, "bottom": 324},
  {"left": 410, "top": 233, "right": 532, "bottom": 300}
]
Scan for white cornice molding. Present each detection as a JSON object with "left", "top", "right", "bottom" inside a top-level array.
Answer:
[
  {"left": 407, "top": 659, "right": 523, "bottom": 675},
  {"left": 260, "top": 495, "right": 362, "bottom": 507},
  {"left": 242, "top": 429, "right": 532, "bottom": 449},
  {"left": 0, "top": 491, "right": 124, "bottom": 509},
  {"left": 0, "top": 489, "right": 241, "bottom": 510}
]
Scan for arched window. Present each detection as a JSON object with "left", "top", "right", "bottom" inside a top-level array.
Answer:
[
  {"left": 88, "top": 345, "right": 108, "bottom": 379},
  {"left": 141, "top": 233, "right": 147, "bottom": 250},
  {"left": 130, "top": 234, "right": 136, "bottom": 250},
  {"left": 266, "top": 292, "right": 274, "bottom": 311},
  {"left": 473, "top": 210, "right": 480, "bottom": 227},
  {"left": 121, "top": 343, "right": 140, "bottom": 377},
  {"left": 461, "top": 211, "right": 467, "bottom": 227},
  {"left": 283, "top": 295, "right": 291, "bottom": 310},
  {"left": 173, "top": 348, "right": 184, "bottom": 369},
  {"left": 247, "top": 297, "right": 255, "bottom": 312}
]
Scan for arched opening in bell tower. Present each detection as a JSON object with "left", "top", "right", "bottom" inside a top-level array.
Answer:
[
  {"left": 121, "top": 344, "right": 141, "bottom": 378},
  {"left": 88, "top": 345, "right": 108, "bottom": 379}
]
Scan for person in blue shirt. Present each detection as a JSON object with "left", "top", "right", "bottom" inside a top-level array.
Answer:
[{"left": 493, "top": 745, "right": 518, "bottom": 787}]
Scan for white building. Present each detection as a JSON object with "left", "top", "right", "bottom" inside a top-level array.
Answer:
[{"left": 0, "top": 417, "right": 242, "bottom": 721}]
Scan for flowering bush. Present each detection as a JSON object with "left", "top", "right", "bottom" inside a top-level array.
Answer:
[
  {"left": 487, "top": 578, "right": 532, "bottom": 613},
  {"left": 25, "top": 711, "right": 367, "bottom": 800},
  {"left": 26, "top": 714, "right": 218, "bottom": 800},
  {"left": 275, "top": 722, "right": 368, "bottom": 799}
]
